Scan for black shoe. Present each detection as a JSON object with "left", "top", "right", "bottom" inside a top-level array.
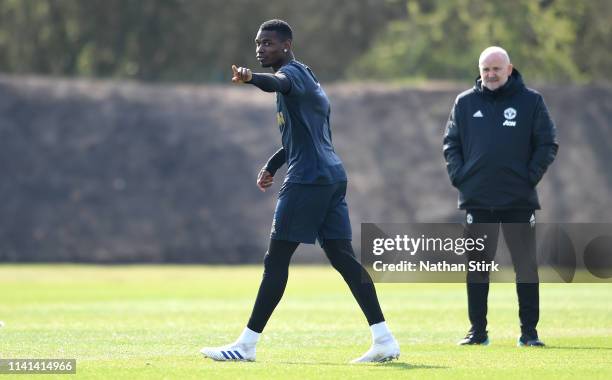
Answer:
[
  {"left": 518, "top": 335, "right": 545, "bottom": 347},
  {"left": 458, "top": 330, "right": 490, "bottom": 346}
]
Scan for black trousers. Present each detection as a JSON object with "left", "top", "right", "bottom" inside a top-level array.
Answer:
[
  {"left": 464, "top": 209, "right": 539, "bottom": 337},
  {"left": 246, "top": 239, "right": 385, "bottom": 333}
]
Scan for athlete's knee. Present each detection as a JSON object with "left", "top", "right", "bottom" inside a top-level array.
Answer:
[
  {"left": 323, "top": 239, "right": 365, "bottom": 275},
  {"left": 263, "top": 251, "right": 289, "bottom": 279},
  {"left": 321, "top": 240, "right": 346, "bottom": 265},
  {"left": 322, "top": 239, "right": 355, "bottom": 258},
  {"left": 263, "top": 240, "right": 297, "bottom": 276}
]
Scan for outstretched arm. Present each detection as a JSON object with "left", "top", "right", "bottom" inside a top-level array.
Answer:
[{"left": 231, "top": 65, "right": 291, "bottom": 94}]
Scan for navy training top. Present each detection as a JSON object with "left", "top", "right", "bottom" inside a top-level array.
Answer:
[{"left": 276, "top": 60, "right": 347, "bottom": 184}]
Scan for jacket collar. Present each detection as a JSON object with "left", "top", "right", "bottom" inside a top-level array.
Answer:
[{"left": 474, "top": 68, "right": 525, "bottom": 98}]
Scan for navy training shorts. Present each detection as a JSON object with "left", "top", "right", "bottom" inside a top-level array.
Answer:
[{"left": 270, "top": 181, "right": 352, "bottom": 244}]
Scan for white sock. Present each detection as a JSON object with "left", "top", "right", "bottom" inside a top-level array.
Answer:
[
  {"left": 370, "top": 321, "right": 393, "bottom": 343},
  {"left": 236, "top": 327, "right": 260, "bottom": 347}
]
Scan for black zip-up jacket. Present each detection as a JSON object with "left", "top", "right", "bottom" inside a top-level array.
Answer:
[{"left": 443, "top": 69, "right": 558, "bottom": 210}]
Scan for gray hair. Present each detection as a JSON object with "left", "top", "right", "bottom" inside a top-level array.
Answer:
[{"left": 479, "top": 46, "right": 511, "bottom": 66}]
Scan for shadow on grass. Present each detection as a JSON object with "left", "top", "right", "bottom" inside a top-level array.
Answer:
[
  {"left": 381, "top": 362, "right": 447, "bottom": 370},
  {"left": 279, "top": 361, "right": 447, "bottom": 370},
  {"left": 544, "top": 346, "right": 612, "bottom": 350}
]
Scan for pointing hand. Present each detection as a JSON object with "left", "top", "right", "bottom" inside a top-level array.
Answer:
[{"left": 232, "top": 65, "right": 252, "bottom": 83}]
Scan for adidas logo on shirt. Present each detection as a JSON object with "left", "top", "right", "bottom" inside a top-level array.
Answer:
[{"left": 473, "top": 110, "right": 483, "bottom": 118}]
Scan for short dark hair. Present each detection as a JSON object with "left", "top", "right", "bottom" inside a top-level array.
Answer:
[{"left": 259, "top": 19, "right": 293, "bottom": 41}]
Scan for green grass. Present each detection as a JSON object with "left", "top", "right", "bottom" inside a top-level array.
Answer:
[{"left": 0, "top": 265, "right": 611, "bottom": 379}]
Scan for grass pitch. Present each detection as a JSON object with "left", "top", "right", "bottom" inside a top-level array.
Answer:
[{"left": 0, "top": 265, "right": 611, "bottom": 379}]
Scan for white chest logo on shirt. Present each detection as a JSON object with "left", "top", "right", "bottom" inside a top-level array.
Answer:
[
  {"left": 503, "top": 107, "right": 517, "bottom": 127},
  {"left": 504, "top": 107, "right": 517, "bottom": 120}
]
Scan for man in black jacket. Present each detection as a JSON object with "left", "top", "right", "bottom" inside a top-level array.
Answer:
[{"left": 443, "top": 46, "right": 558, "bottom": 347}]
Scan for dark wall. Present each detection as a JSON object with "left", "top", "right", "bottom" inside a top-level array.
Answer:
[{"left": 1, "top": 76, "right": 610, "bottom": 262}]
